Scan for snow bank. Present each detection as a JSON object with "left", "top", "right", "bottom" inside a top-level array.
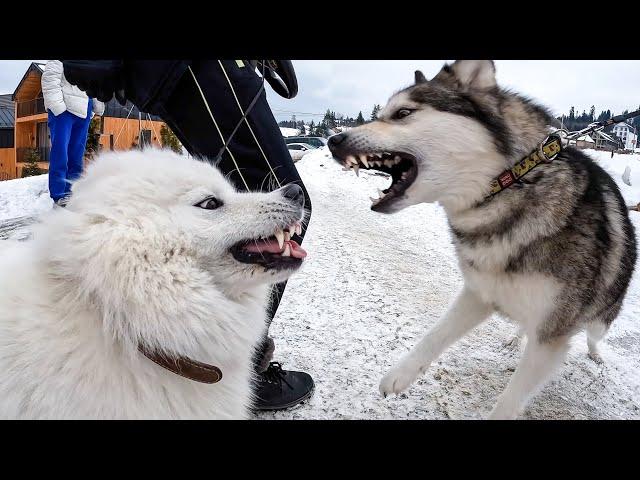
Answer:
[{"left": 0, "top": 174, "right": 51, "bottom": 221}]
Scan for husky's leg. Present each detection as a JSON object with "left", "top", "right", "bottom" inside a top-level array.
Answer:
[
  {"left": 488, "top": 336, "right": 569, "bottom": 419},
  {"left": 586, "top": 321, "right": 607, "bottom": 364},
  {"left": 379, "top": 286, "right": 492, "bottom": 396}
]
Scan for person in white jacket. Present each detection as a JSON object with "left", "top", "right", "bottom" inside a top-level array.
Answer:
[{"left": 41, "top": 60, "right": 105, "bottom": 206}]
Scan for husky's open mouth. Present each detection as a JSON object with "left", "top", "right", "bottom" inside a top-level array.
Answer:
[
  {"left": 337, "top": 152, "right": 417, "bottom": 212},
  {"left": 230, "top": 222, "right": 307, "bottom": 270}
]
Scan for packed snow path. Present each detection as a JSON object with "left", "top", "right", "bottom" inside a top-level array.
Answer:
[{"left": 0, "top": 149, "right": 638, "bottom": 419}]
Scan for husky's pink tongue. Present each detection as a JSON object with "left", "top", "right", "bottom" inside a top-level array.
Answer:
[{"left": 243, "top": 239, "right": 307, "bottom": 259}]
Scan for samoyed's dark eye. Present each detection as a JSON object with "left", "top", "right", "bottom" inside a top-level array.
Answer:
[
  {"left": 394, "top": 109, "right": 413, "bottom": 119},
  {"left": 194, "top": 197, "right": 223, "bottom": 210}
]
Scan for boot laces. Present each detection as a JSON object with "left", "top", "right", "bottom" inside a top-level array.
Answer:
[{"left": 262, "top": 362, "right": 293, "bottom": 389}]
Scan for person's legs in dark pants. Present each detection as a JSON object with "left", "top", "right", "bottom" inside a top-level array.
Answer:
[
  {"left": 157, "top": 60, "right": 313, "bottom": 409},
  {"left": 47, "top": 110, "right": 74, "bottom": 202}
]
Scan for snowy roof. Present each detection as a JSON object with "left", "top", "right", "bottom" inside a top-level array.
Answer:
[{"left": 577, "top": 134, "right": 595, "bottom": 143}]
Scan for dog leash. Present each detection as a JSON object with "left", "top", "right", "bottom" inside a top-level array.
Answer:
[{"left": 487, "top": 109, "right": 640, "bottom": 198}]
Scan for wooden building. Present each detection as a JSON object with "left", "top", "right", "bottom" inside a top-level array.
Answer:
[{"left": 2, "top": 62, "right": 166, "bottom": 180}]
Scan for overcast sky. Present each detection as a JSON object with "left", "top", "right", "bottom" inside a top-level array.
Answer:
[{"left": 2, "top": 60, "right": 638, "bottom": 121}]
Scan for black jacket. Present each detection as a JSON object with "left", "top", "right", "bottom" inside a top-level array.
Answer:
[{"left": 62, "top": 60, "right": 191, "bottom": 116}]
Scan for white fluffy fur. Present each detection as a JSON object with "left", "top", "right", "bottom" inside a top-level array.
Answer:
[{"left": 0, "top": 148, "right": 304, "bottom": 419}]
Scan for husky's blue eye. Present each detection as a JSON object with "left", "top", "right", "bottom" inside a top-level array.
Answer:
[
  {"left": 395, "top": 109, "right": 413, "bottom": 119},
  {"left": 194, "top": 197, "right": 222, "bottom": 210}
]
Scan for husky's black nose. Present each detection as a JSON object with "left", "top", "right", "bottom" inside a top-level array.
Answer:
[
  {"left": 281, "top": 184, "right": 305, "bottom": 208},
  {"left": 328, "top": 133, "right": 347, "bottom": 148}
]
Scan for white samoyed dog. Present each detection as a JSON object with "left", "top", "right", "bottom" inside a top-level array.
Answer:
[{"left": 0, "top": 149, "right": 307, "bottom": 419}]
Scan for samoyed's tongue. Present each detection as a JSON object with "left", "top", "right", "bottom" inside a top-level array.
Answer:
[{"left": 243, "top": 239, "right": 307, "bottom": 259}]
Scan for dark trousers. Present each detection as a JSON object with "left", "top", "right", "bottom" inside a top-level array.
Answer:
[
  {"left": 47, "top": 102, "right": 92, "bottom": 201},
  {"left": 154, "top": 60, "right": 311, "bottom": 372}
]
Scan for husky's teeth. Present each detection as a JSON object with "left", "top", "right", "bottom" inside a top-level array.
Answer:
[
  {"left": 295, "top": 224, "right": 302, "bottom": 236},
  {"left": 346, "top": 155, "right": 358, "bottom": 166},
  {"left": 360, "top": 156, "right": 370, "bottom": 168},
  {"left": 284, "top": 231, "right": 291, "bottom": 242},
  {"left": 353, "top": 164, "right": 360, "bottom": 176},
  {"left": 377, "top": 188, "right": 385, "bottom": 198},
  {"left": 282, "top": 244, "right": 291, "bottom": 257},
  {"left": 375, "top": 160, "right": 383, "bottom": 167},
  {"left": 394, "top": 155, "right": 402, "bottom": 163},
  {"left": 384, "top": 159, "right": 394, "bottom": 168},
  {"left": 275, "top": 229, "right": 284, "bottom": 249}
]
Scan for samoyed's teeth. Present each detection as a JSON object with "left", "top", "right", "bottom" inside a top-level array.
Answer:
[
  {"left": 284, "top": 231, "right": 291, "bottom": 242},
  {"left": 360, "top": 155, "right": 370, "bottom": 168},
  {"left": 295, "top": 223, "right": 302, "bottom": 236},
  {"left": 275, "top": 229, "right": 284, "bottom": 249},
  {"left": 353, "top": 164, "right": 360, "bottom": 176},
  {"left": 282, "top": 244, "right": 291, "bottom": 257}
]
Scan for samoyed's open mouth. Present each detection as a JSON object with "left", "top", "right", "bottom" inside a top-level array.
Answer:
[
  {"left": 334, "top": 151, "right": 418, "bottom": 212},
  {"left": 230, "top": 221, "right": 307, "bottom": 270}
]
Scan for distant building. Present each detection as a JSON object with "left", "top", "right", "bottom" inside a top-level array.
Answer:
[
  {"left": 0, "top": 94, "right": 14, "bottom": 180},
  {"left": 1, "top": 62, "right": 167, "bottom": 181},
  {"left": 612, "top": 121, "right": 638, "bottom": 151},
  {"left": 575, "top": 134, "right": 595, "bottom": 149},
  {"left": 592, "top": 130, "right": 619, "bottom": 151}
]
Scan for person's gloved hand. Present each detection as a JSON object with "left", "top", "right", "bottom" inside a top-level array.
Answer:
[{"left": 61, "top": 60, "right": 127, "bottom": 105}]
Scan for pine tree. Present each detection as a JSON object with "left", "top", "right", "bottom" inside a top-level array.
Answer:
[
  {"left": 160, "top": 124, "right": 183, "bottom": 154},
  {"left": 589, "top": 106, "right": 595, "bottom": 121},
  {"left": 21, "top": 148, "right": 42, "bottom": 178},
  {"left": 370, "top": 104, "right": 381, "bottom": 121},
  {"left": 356, "top": 111, "right": 365, "bottom": 125},
  {"left": 85, "top": 116, "right": 102, "bottom": 159}
]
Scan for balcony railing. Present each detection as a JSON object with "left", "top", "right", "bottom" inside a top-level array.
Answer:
[
  {"left": 17, "top": 147, "right": 50, "bottom": 163},
  {"left": 16, "top": 97, "right": 46, "bottom": 118}
]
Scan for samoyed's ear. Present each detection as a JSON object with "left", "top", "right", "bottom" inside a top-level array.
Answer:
[{"left": 433, "top": 60, "right": 496, "bottom": 90}]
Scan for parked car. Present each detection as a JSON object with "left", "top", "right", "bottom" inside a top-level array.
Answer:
[
  {"left": 287, "top": 143, "right": 315, "bottom": 162},
  {"left": 284, "top": 136, "right": 327, "bottom": 149}
]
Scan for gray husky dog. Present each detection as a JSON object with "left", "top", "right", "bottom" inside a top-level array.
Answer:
[{"left": 328, "top": 60, "right": 637, "bottom": 419}]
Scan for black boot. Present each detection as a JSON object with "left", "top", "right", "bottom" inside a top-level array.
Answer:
[{"left": 253, "top": 362, "right": 314, "bottom": 411}]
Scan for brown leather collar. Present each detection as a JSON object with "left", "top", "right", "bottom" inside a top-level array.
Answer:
[{"left": 138, "top": 345, "right": 223, "bottom": 384}]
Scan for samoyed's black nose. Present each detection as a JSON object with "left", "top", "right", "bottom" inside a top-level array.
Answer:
[{"left": 281, "top": 184, "right": 305, "bottom": 208}]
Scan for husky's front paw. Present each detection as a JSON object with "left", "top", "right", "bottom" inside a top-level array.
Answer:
[{"left": 379, "top": 359, "right": 426, "bottom": 397}]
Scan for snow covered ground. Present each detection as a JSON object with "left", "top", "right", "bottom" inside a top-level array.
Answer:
[{"left": 0, "top": 148, "right": 639, "bottom": 419}]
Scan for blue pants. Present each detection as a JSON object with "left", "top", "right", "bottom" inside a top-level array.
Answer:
[{"left": 47, "top": 101, "right": 92, "bottom": 201}]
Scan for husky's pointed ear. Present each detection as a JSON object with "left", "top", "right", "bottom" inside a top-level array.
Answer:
[
  {"left": 434, "top": 60, "right": 496, "bottom": 90},
  {"left": 414, "top": 70, "right": 427, "bottom": 84}
]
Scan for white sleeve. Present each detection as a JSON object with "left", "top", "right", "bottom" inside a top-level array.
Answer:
[
  {"left": 92, "top": 98, "right": 105, "bottom": 116},
  {"left": 41, "top": 60, "right": 66, "bottom": 116}
]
